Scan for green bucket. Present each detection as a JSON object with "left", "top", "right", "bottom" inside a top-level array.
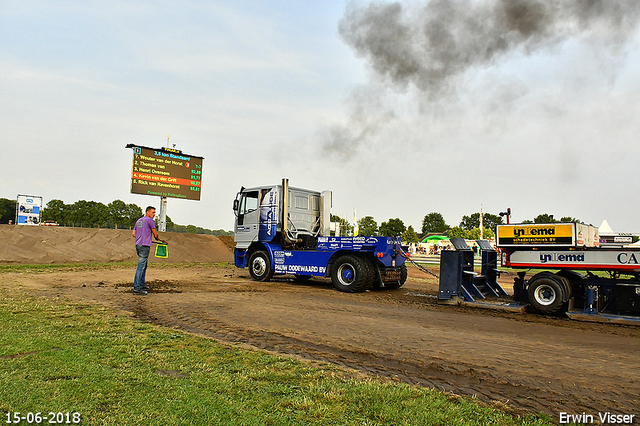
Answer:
[{"left": 155, "top": 243, "right": 169, "bottom": 258}]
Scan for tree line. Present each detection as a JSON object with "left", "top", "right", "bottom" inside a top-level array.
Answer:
[
  {"left": 0, "top": 197, "right": 232, "bottom": 236},
  {"left": 333, "top": 214, "right": 419, "bottom": 243},
  {"left": 423, "top": 212, "right": 582, "bottom": 241},
  {"left": 1, "top": 196, "right": 584, "bottom": 241},
  {"left": 42, "top": 199, "right": 142, "bottom": 229},
  {"left": 336, "top": 211, "right": 584, "bottom": 243}
]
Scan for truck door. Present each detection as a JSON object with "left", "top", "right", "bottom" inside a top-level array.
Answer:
[{"left": 235, "top": 190, "right": 259, "bottom": 248}]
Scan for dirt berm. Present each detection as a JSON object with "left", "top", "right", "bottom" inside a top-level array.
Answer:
[{"left": 0, "top": 225, "right": 233, "bottom": 264}]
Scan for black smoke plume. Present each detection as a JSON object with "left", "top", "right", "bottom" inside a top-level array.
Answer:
[{"left": 321, "top": 0, "right": 640, "bottom": 159}]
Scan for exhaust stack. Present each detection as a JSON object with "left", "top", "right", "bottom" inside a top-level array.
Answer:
[
  {"left": 281, "top": 178, "right": 301, "bottom": 245},
  {"left": 320, "top": 190, "right": 332, "bottom": 236}
]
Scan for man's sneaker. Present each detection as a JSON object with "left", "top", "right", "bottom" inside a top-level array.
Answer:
[
  {"left": 142, "top": 286, "right": 149, "bottom": 291},
  {"left": 132, "top": 289, "right": 148, "bottom": 295}
]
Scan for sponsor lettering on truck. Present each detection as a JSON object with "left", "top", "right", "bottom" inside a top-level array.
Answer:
[{"left": 496, "top": 223, "right": 599, "bottom": 247}]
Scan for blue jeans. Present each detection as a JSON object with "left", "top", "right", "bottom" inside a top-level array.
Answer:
[{"left": 134, "top": 245, "right": 151, "bottom": 291}]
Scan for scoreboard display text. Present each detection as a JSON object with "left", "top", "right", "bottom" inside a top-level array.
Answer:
[{"left": 129, "top": 145, "right": 203, "bottom": 201}]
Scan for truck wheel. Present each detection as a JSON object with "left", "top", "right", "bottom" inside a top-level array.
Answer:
[
  {"left": 357, "top": 255, "right": 376, "bottom": 289},
  {"left": 527, "top": 273, "right": 566, "bottom": 314},
  {"left": 331, "top": 255, "right": 371, "bottom": 293},
  {"left": 249, "top": 251, "right": 273, "bottom": 282},
  {"left": 384, "top": 264, "right": 407, "bottom": 290}
]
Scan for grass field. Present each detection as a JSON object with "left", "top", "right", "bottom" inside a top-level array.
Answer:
[{"left": 0, "top": 285, "right": 554, "bottom": 425}]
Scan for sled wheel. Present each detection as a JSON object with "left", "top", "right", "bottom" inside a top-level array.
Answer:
[{"left": 527, "top": 273, "right": 567, "bottom": 314}]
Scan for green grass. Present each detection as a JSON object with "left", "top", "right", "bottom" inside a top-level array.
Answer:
[{"left": 0, "top": 292, "right": 553, "bottom": 426}]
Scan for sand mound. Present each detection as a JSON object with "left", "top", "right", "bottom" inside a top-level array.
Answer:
[{"left": 0, "top": 225, "right": 233, "bottom": 265}]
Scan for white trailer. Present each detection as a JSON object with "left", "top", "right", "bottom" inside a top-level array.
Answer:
[{"left": 497, "top": 223, "right": 640, "bottom": 323}]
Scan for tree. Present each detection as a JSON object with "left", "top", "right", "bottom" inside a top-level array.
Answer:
[
  {"left": 0, "top": 198, "right": 16, "bottom": 224},
  {"left": 421, "top": 212, "right": 449, "bottom": 234},
  {"left": 482, "top": 227, "right": 495, "bottom": 240},
  {"left": 460, "top": 212, "right": 503, "bottom": 232},
  {"left": 42, "top": 199, "right": 66, "bottom": 223},
  {"left": 448, "top": 226, "right": 468, "bottom": 239},
  {"left": 378, "top": 218, "right": 406, "bottom": 237},
  {"left": 108, "top": 199, "right": 128, "bottom": 228},
  {"left": 165, "top": 215, "right": 175, "bottom": 229},
  {"left": 460, "top": 213, "right": 479, "bottom": 230},
  {"left": 534, "top": 214, "right": 558, "bottom": 224},
  {"left": 357, "top": 216, "right": 378, "bottom": 236},
  {"left": 330, "top": 214, "right": 353, "bottom": 236},
  {"left": 483, "top": 213, "right": 503, "bottom": 232},
  {"left": 124, "top": 204, "right": 143, "bottom": 228},
  {"left": 86, "top": 201, "right": 109, "bottom": 227},
  {"left": 401, "top": 225, "right": 419, "bottom": 243},
  {"left": 560, "top": 216, "right": 580, "bottom": 223},
  {"left": 470, "top": 227, "right": 495, "bottom": 240},
  {"left": 467, "top": 228, "right": 482, "bottom": 240},
  {"left": 66, "top": 200, "right": 90, "bottom": 227},
  {"left": 448, "top": 226, "right": 495, "bottom": 240}
]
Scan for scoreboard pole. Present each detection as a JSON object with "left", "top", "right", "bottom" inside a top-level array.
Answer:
[
  {"left": 158, "top": 196, "right": 167, "bottom": 232},
  {"left": 158, "top": 136, "right": 170, "bottom": 232}
]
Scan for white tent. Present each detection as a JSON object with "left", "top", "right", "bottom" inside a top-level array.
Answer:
[{"left": 599, "top": 219, "right": 615, "bottom": 235}]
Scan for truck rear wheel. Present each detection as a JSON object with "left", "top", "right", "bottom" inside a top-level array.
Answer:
[
  {"left": 249, "top": 251, "right": 273, "bottom": 282},
  {"left": 357, "top": 255, "right": 376, "bottom": 289},
  {"left": 527, "top": 273, "right": 567, "bottom": 314},
  {"left": 331, "top": 255, "right": 371, "bottom": 293}
]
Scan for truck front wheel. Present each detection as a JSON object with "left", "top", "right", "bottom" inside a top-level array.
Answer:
[
  {"left": 331, "top": 255, "right": 371, "bottom": 293},
  {"left": 249, "top": 251, "right": 274, "bottom": 282}
]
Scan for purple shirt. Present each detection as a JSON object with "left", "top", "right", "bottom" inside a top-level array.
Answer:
[{"left": 134, "top": 216, "right": 156, "bottom": 246}]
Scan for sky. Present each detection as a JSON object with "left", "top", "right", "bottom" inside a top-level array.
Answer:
[{"left": 2, "top": 0, "right": 640, "bottom": 234}]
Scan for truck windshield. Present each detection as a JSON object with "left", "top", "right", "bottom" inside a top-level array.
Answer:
[{"left": 240, "top": 191, "right": 259, "bottom": 214}]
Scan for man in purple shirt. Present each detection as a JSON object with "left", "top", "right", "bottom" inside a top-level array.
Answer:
[{"left": 131, "top": 206, "right": 161, "bottom": 295}]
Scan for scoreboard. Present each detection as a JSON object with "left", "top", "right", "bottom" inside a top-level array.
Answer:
[{"left": 126, "top": 144, "right": 203, "bottom": 201}]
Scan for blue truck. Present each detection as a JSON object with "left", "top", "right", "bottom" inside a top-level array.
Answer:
[{"left": 233, "top": 179, "right": 407, "bottom": 292}]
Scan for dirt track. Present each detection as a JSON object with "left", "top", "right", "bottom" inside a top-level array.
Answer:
[{"left": 5, "top": 263, "right": 639, "bottom": 419}]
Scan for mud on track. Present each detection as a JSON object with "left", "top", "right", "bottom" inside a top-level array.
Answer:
[{"left": 6, "top": 264, "right": 640, "bottom": 419}]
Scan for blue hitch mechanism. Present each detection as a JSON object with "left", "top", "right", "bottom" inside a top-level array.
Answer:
[{"left": 583, "top": 286, "right": 599, "bottom": 315}]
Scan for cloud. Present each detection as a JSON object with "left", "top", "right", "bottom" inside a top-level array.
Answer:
[{"left": 320, "top": 0, "right": 640, "bottom": 160}]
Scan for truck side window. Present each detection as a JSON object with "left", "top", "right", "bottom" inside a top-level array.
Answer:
[{"left": 240, "top": 191, "right": 259, "bottom": 214}]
